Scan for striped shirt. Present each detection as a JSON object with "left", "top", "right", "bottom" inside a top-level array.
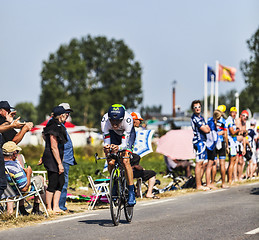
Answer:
[
  {"left": 4, "top": 160, "right": 27, "bottom": 194},
  {"left": 191, "top": 113, "right": 207, "bottom": 144}
]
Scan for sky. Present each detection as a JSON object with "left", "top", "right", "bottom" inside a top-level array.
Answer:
[{"left": 1, "top": 0, "right": 259, "bottom": 115}]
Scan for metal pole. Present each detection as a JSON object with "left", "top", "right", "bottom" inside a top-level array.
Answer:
[{"left": 204, "top": 64, "right": 208, "bottom": 121}]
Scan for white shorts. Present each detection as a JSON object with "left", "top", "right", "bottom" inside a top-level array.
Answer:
[{"left": 228, "top": 140, "right": 237, "bottom": 156}]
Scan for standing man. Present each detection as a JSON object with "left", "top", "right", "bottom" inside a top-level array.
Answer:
[
  {"left": 0, "top": 119, "right": 25, "bottom": 197},
  {"left": 0, "top": 101, "right": 33, "bottom": 144},
  {"left": 226, "top": 107, "right": 240, "bottom": 184},
  {"left": 235, "top": 110, "right": 248, "bottom": 180},
  {"left": 247, "top": 119, "right": 258, "bottom": 178},
  {"left": 58, "top": 103, "right": 77, "bottom": 212},
  {"left": 191, "top": 100, "right": 210, "bottom": 190},
  {"left": 0, "top": 100, "right": 32, "bottom": 197}
]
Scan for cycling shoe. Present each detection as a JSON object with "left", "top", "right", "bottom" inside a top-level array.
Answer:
[{"left": 128, "top": 190, "right": 136, "bottom": 206}]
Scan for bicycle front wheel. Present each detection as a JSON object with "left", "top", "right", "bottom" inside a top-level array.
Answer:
[{"left": 110, "top": 168, "right": 122, "bottom": 226}]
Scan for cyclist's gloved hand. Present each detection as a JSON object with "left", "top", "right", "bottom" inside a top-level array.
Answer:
[
  {"left": 111, "top": 144, "right": 119, "bottom": 153},
  {"left": 125, "top": 149, "right": 133, "bottom": 159},
  {"left": 104, "top": 145, "right": 111, "bottom": 155}
]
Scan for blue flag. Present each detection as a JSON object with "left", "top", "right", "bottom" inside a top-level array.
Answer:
[{"left": 207, "top": 66, "right": 215, "bottom": 82}]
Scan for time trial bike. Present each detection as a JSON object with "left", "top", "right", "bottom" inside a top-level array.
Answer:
[{"left": 95, "top": 150, "right": 134, "bottom": 226}]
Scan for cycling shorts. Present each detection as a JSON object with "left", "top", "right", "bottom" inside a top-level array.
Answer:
[
  {"left": 193, "top": 141, "right": 207, "bottom": 163},
  {"left": 216, "top": 141, "right": 226, "bottom": 160}
]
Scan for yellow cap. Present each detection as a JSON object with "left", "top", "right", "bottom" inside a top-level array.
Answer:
[
  {"left": 217, "top": 105, "right": 226, "bottom": 113},
  {"left": 230, "top": 107, "right": 237, "bottom": 112}
]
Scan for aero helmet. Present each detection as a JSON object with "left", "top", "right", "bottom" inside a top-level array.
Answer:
[{"left": 108, "top": 104, "right": 125, "bottom": 121}]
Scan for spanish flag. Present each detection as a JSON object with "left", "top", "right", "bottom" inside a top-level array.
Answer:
[{"left": 218, "top": 64, "right": 236, "bottom": 82}]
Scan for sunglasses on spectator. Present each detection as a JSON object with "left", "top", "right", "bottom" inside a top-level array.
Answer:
[
  {"left": 242, "top": 114, "right": 248, "bottom": 120},
  {"left": 193, "top": 106, "right": 201, "bottom": 109}
]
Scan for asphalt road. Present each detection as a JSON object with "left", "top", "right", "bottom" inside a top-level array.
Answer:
[{"left": 1, "top": 182, "right": 259, "bottom": 240}]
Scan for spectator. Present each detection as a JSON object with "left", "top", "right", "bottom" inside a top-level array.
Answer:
[
  {"left": 205, "top": 110, "right": 223, "bottom": 189},
  {"left": 58, "top": 103, "right": 77, "bottom": 212},
  {"left": 0, "top": 101, "right": 33, "bottom": 144},
  {"left": 0, "top": 101, "right": 32, "bottom": 201},
  {"left": 130, "top": 112, "right": 159, "bottom": 199},
  {"left": 236, "top": 110, "right": 248, "bottom": 181},
  {"left": 42, "top": 106, "right": 67, "bottom": 215},
  {"left": 247, "top": 119, "right": 258, "bottom": 178},
  {"left": 3, "top": 141, "right": 45, "bottom": 215},
  {"left": 164, "top": 156, "right": 192, "bottom": 178},
  {"left": 213, "top": 105, "right": 229, "bottom": 188},
  {"left": 190, "top": 100, "right": 210, "bottom": 190},
  {"left": 256, "top": 126, "right": 259, "bottom": 176},
  {"left": 226, "top": 107, "right": 240, "bottom": 184}
]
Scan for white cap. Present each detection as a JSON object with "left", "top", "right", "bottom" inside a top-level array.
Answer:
[
  {"left": 250, "top": 118, "right": 256, "bottom": 125},
  {"left": 59, "top": 103, "right": 73, "bottom": 112}
]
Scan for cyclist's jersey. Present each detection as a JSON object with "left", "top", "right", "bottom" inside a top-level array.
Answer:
[
  {"left": 191, "top": 113, "right": 207, "bottom": 144},
  {"left": 101, "top": 111, "right": 136, "bottom": 152},
  {"left": 248, "top": 128, "right": 257, "bottom": 149},
  {"left": 216, "top": 116, "right": 227, "bottom": 142},
  {"left": 226, "top": 116, "right": 237, "bottom": 142}
]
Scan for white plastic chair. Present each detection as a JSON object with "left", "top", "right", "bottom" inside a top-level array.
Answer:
[{"left": 87, "top": 176, "right": 110, "bottom": 210}]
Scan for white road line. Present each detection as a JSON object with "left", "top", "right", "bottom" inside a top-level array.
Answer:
[
  {"left": 245, "top": 227, "right": 259, "bottom": 235},
  {"left": 203, "top": 189, "right": 227, "bottom": 194},
  {"left": 41, "top": 213, "right": 98, "bottom": 225},
  {"left": 246, "top": 182, "right": 259, "bottom": 186},
  {"left": 141, "top": 198, "right": 175, "bottom": 206}
]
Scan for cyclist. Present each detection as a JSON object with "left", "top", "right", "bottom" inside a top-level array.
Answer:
[{"left": 101, "top": 104, "right": 136, "bottom": 206}]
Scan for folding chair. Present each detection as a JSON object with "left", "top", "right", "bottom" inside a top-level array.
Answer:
[
  {"left": 17, "top": 154, "right": 47, "bottom": 183},
  {"left": 87, "top": 176, "right": 110, "bottom": 210},
  {"left": 135, "top": 177, "right": 143, "bottom": 198},
  {"left": 0, "top": 182, "right": 22, "bottom": 215},
  {"left": 5, "top": 167, "right": 49, "bottom": 217}
]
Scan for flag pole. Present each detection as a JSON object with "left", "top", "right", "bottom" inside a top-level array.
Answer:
[
  {"left": 204, "top": 63, "right": 208, "bottom": 121},
  {"left": 210, "top": 75, "right": 214, "bottom": 116},
  {"left": 215, "top": 60, "right": 219, "bottom": 109}
]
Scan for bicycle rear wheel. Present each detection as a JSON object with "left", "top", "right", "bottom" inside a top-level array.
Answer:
[
  {"left": 123, "top": 179, "right": 133, "bottom": 222},
  {"left": 110, "top": 168, "right": 122, "bottom": 226}
]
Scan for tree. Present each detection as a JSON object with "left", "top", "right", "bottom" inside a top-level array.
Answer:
[
  {"left": 38, "top": 35, "right": 142, "bottom": 127},
  {"left": 140, "top": 105, "right": 162, "bottom": 119},
  {"left": 15, "top": 102, "right": 38, "bottom": 123},
  {"left": 240, "top": 27, "right": 259, "bottom": 114},
  {"left": 218, "top": 89, "right": 236, "bottom": 114}
]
